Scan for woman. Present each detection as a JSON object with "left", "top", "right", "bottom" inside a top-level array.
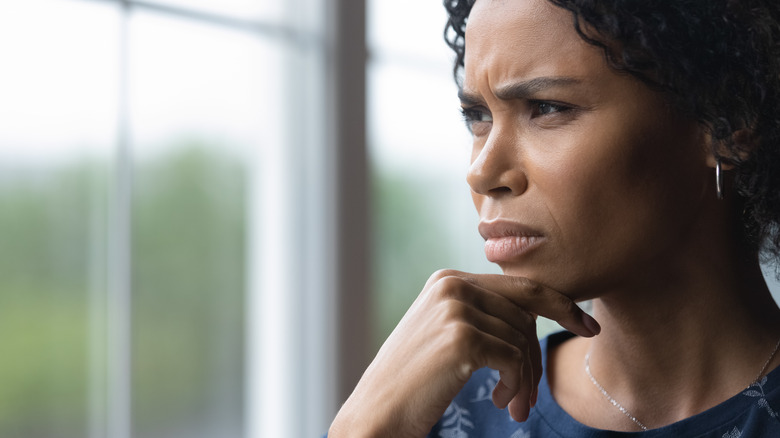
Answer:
[{"left": 330, "top": 0, "right": 780, "bottom": 436}]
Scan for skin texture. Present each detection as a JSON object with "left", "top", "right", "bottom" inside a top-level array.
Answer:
[
  {"left": 329, "top": 270, "right": 599, "bottom": 437},
  {"left": 462, "top": 0, "right": 709, "bottom": 301},
  {"left": 330, "top": 0, "right": 780, "bottom": 435},
  {"left": 465, "top": 0, "right": 780, "bottom": 431}
]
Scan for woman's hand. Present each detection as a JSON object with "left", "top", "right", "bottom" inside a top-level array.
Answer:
[{"left": 328, "top": 269, "right": 600, "bottom": 438}]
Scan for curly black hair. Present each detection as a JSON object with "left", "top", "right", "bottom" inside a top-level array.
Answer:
[{"left": 444, "top": 0, "right": 780, "bottom": 263}]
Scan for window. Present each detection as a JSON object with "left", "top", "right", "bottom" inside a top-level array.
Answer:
[{"left": 0, "top": 1, "right": 342, "bottom": 437}]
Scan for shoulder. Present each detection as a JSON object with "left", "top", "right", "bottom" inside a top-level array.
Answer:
[
  {"left": 721, "top": 371, "right": 780, "bottom": 438},
  {"left": 637, "top": 366, "right": 780, "bottom": 438}
]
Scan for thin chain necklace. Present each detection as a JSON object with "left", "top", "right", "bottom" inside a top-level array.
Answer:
[
  {"left": 584, "top": 352, "right": 648, "bottom": 431},
  {"left": 584, "top": 337, "right": 780, "bottom": 432},
  {"left": 752, "top": 337, "right": 780, "bottom": 385}
]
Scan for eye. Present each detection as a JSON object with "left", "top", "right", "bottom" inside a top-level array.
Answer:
[
  {"left": 530, "top": 101, "right": 572, "bottom": 118},
  {"left": 460, "top": 107, "right": 493, "bottom": 136}
]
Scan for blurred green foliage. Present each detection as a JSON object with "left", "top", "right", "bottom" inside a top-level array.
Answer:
[
  {"left": 132, "top": 144, "right": 246, "bottom": 438},
  {"left": 371, "top": 168, "right": 470, "bottom": 349},
  {"left": 0, "top": 143, "right": 246, "bottom": 438},
  {"left": 0, "top": 140, "right": 554, "bottom": 437},
  {"left": 0, "top": 159, "right": 97, "bottom": 437}
]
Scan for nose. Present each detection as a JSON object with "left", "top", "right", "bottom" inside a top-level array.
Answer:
[{"left": 466, "top": 132, "right": 528, "bottom": 197}]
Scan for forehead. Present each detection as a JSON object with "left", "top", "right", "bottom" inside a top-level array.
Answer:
[{"left": 463, "top": 0, "right": 607, "bottom": 93}]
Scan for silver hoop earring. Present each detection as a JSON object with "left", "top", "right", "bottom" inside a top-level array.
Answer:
[{"left": 716, "top": 160, "right": 724, "bottom": 200}]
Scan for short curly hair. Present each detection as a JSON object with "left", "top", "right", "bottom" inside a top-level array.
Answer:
[{"left": 444, "top": 0, "right": 780, "bottom": 262}]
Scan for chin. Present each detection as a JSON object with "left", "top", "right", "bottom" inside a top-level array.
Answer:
[{"left": 499, "top": 264, "right": 601, "bottom": 303}]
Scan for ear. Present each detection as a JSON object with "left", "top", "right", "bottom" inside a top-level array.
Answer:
[{"left": 704, "top": 128, "right": 757, "bottom": 170}]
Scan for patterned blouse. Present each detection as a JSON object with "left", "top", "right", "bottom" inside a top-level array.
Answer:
[{"left": 428, "top": 331, "right": 780, "bottom": 438}]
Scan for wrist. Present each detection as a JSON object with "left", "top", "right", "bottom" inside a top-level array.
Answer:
[
  {"left": 329, "top": 413, "right": 382, "bottom": 438},
  {"left": 329, "top": 398, "right": 404, "bottom": 438}
]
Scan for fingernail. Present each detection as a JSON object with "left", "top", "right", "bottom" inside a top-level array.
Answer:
[{"left": 582, "top": 313, "right": 601, "bottom": 336}]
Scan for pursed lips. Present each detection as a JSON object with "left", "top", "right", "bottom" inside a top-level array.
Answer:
[{"left": 478, "top": 219, "right": 545, "bottom": 263}]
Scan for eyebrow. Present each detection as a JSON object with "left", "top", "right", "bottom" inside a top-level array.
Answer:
[{"left": 458, "top": 76, "right": 582, "bottom": 105}]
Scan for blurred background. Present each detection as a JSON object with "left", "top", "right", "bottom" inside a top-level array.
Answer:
[
  {"left": 2, "top": 1, "right": 778, "bottom": 438},
  {"left": 0, "top": 0, "right": 495, "bottom": 437}
]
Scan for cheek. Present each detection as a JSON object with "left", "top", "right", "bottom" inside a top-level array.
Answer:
[
  {"left": 536, "top": 118, "right": 707, "bottom": 285},
  {"left": 531, "top": 144, "right": 618, "bottom": 246},
  {"left": 537, "top": 109, "right": 703, "bottom": 215}
]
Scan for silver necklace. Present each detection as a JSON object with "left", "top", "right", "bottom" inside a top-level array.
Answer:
[
  {"left": 752, "top": 337, "right": 780, "bottom": 385},
  {"left": 584, "top": 352, "right": 648, "bottom": 431},
  {"left": 584, "top": 337, "right": 780, "bottom": 432}
]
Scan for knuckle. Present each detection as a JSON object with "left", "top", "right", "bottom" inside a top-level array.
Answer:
[
  {"left": 429, "top": 268, "right": 461, "bottom": 283},
  {"left": 508, "top": 345, "right": 525, "bottom": 365},
  {"left": 523, "top": 279, "right": 544, "bottom": 297},
  {"left": 518, "top": 312, "right": 537, "bottom": 333},
  {"left": 559, "top": 296, "right": 579, "bottom": 319},
  {"left": 439, "top": 299, "right": 470, "bottom": 322},
  {"left": 434, "top": 275, "right": 469, "bottom": 300},
  {"left": 455, "top": 360, "right": 476, "bottom": 382},
  {"left": 448, "top": 320, "right": 478, "bottom": 347},
  {"left": 511, "top": 276, "right": 543, "bottom": 299}
]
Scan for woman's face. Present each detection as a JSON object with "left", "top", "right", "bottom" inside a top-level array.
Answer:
[{"left": 463, "top": 0, "right": 712, "bottom": 299}]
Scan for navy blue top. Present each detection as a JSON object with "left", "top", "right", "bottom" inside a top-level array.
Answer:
[{"left": 428, "top": 331, "right": 780, "bottom": 438}]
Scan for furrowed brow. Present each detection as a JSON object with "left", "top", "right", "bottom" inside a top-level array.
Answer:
[
  {"left": 458, "top": 88, "right": 483, "bottom": 106},
  {"left": 494, "top": 77, "right": 581, "bottom": 100},
  {"left": 458, "top": 77, "right": 581, "bottom": 105}
]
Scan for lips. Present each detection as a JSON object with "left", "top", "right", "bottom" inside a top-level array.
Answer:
[{"left": 479, "top": 220, "right": 545, "bottom": 263}]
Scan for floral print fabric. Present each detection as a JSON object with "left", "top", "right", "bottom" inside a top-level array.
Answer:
[{"left": 428, "top": 332, "right": 780, "bottom": 438}]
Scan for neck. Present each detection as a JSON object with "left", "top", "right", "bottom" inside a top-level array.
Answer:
[{"left": 586, "top": 253, "right": 780, "bottom": 426}]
